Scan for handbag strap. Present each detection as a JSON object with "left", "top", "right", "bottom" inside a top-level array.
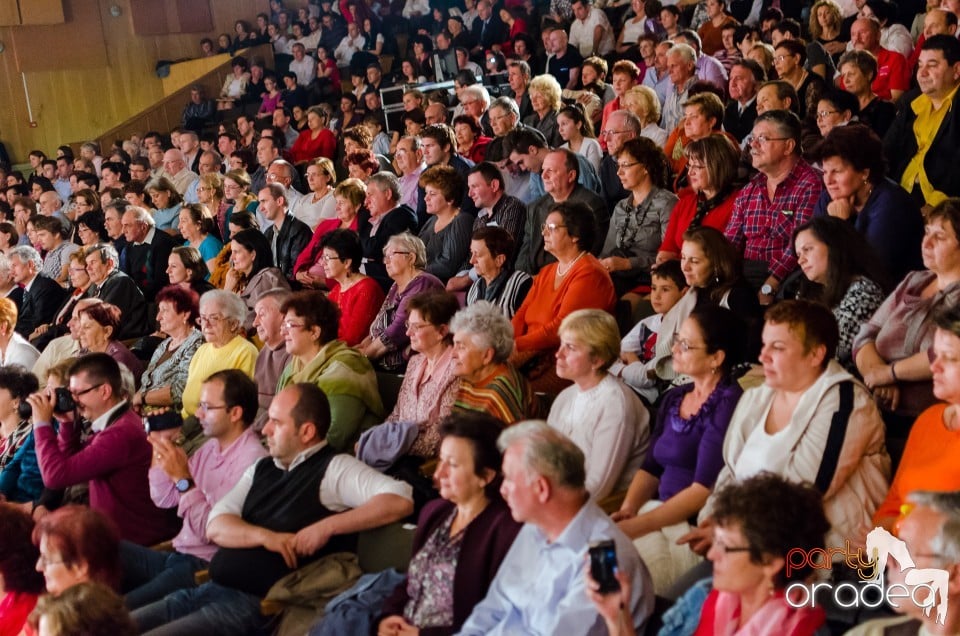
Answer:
[{"left": 814, "top": 380, "right": 854, "bottom": 494}]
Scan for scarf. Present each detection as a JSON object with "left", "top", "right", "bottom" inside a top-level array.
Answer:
[{"left": 278, "top": 340, "right": 384, "bottom": 418}]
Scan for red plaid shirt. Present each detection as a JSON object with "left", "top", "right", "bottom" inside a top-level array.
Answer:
[{"left": 724, "top": 159, "right": 823, "bottom": 282}]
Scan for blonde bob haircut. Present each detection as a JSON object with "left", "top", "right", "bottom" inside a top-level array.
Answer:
[{"left": 558, "top": 309, "right": 621, "bottom": 371}]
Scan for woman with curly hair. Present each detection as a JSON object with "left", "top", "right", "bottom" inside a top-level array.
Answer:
[{"left": 522, "top": 75, "right": 562, "bottom": 147}]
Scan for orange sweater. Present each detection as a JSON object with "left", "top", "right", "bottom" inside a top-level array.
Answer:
[
  {"left": 511, "top": 254, "right": 616, "bottom": 353},
  {"left": 873, "top": 403, "right": 960, "bottom": 523}
]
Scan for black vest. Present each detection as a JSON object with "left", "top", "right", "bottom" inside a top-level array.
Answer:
[{"left": 208, "top": 445, "right": 357, "bottom": 596}]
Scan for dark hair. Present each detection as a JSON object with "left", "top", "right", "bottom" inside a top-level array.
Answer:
[
  {"left": 687, "top": 305, "right": 746, "bottom": 377},
  {"left": 922, "top": 33, "right": 960, "bottom": 65},
  {"left": 29, "top": 176, "right": 54, "bottom": 193},
  {"left": 813, "top": 123, "right": 885, "bottom": 185},
  {"left": 759, "top": 80, "right": 801, "bottom": 117},
  {"left": 100, "top": 162, "right": 129, "bottom": 183},
  {"left": 0, "top": 221, "right": 18, "bottom": 247},
  {"left": 774, "top": 38, "right": 807, "bottom": 66},
  {"left": 472, "top": 225, "right": 515, "bottom": 260},
  {"left": 406, "top": 291, "right": 460, "bottom": 344},
  {"left": 650, "top": 258, "right": 686, "bottom": 290},
  {"left": 33, "top": 215, "right": 68, "bottom": 239},
  {"left": 439, "top": 411, "right": 505, "bottom": 498},
  {"left": 77, "top": 211, "right": 110, "bottom": 243},
  {"left": 452, "top": 114, "right": 482, "bottom": 137},
  {"left": 289, "top": 382, "right": 332, "bottom": 439},
  {"left": 682, "top": 226, "right": 742, "bottom": 304},
  {"left": 733, "top": 58, "right": 766, "bottom": 83},
  {"left": 712, "top": 473, "right": 829, "bottom": 588},
  {"left": 619, "top": 138, "right": 670, "bottom": 189},
  {"left": 228, "top": 210, "right": 257, "bottom": 231},
  {"left": 0, "top": 364, "right": 39, "bottom": 401},
  {"left": 204, "top": 369, "right": 259, "bottom": 427},
  {"left": 817, "top": 87, "right": 860, "bottom": 118},
  {"left": 280, "top": 291, "right": 341, "bottom": 345},
  {"left": 558, "top": 102, "right": 595, "bottom": 138},
  {"left": 230, "top": 228, "right": 275, "bottom": 277},
  {"left": 180, "top": 203, "right": 217, "bottom": 236},
  {"left": 550, "top": 201, "right": 596, "bottom": 254},
  {"left": 760, "top": 6, "right": 783, "bottom": 23},
  {"left": 79, "top": 303, "right": 122, "bottom": 339},
  {"left": 925, "top": 198, "right": 960, "bottom": 245},
  {"left": 155, "top": 285, "right": 201, "bottom": 325},
  {"left": 469, "top": 162, "right": 506, "bottom": 191},
  {"left": 764, "top": 299, "right": 839, "bottom": 364},
  {"left": 33, "top": 505, "right": 122, "bottom": 590},
  {"left": 421, "top": 123, "right": 458, "bottom": 152},
  {"left": 320, "top": 229, "right": 363, "bottom": 273},
  {"left": 792, "top": 216, "right": 888, "bottom": 309},
  {"left": 418, "top": 164, "right": 466, "bottom": 204},
  {"left": 0, "top": 506, "right": 44, "bottom": 594},
  {"left": 773, "top": 18, "right": 802, "bottom": 38},
  {"left": 754, "top": 109, "right": 802, "bottom": 152},
  {"left": 505, "top": 126, "right": 549, "bottom": 154},
  {"left": 170, "top": 246, "right": 210, "bottom": 283}
]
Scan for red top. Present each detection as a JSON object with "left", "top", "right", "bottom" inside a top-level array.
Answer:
[
  {"left": 293, "top": 217, "right": 360, "bottom": 274},
  {"left": 0, "top": 591, "right": 38, "bottom": 636},
  {"left": 659, "top": 188, "right": 738, "bottom": 256},
  {"left": 289, "top": 128, "right": 337, "bottom": 164},
  {"left": 328, "top": 276, "right": 386, "bottom": 346},
  {"left": 464, "top": 137, "right": 492, "bottom": 165}
]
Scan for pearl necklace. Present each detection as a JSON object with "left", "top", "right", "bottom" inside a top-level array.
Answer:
[{"left": 556, "top": 251, "right": 587, "bottom": 277}]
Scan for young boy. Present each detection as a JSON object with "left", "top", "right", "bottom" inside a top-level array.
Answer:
[{"left": 608, "top": 259, "right": 687, "bottom": 404}]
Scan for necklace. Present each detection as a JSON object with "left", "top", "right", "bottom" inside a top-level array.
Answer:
[{"left": 556, "top": 251, "right": 587, "bottom": 277}]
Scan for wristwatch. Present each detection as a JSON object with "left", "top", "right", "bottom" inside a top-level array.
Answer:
[
  {"left": 175, "top": 478, "right": 195, "bottom": 493},
  {"left": 760, "top": 283, "right": 775, "bottom": 296}
]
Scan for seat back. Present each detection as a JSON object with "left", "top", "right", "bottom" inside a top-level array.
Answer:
[{"left": 357, "top": 521, "right": 415, "bottom": 573}]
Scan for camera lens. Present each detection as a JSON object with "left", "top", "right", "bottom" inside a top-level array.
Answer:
[{"left": 17, "top": 400, "right": 32, "bottom": 420}]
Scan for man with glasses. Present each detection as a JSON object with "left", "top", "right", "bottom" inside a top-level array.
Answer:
[
  {"left": 120, "top": 206, "right": 176, "bottom": 302},
  {"left": 723, "top": 110, "right": 822, "bottom": 304},
  {"left": 395, "top": 136, "right": 426, "bottom": 212},
  {"left": 119, "top": 369, "right": 268, "bottom": 609},
  {"left": 85, "top": 243, "right": 148, "bottom": 338},
  {"left": 598, "top": 110, "right": 641, "bottom": 211},
  {"left": 29, "top": 353, "right": 180, "bottom": 545}
]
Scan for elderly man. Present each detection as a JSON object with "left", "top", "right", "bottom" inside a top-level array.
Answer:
[
  {"left": 252, "top": 290, "right": 291, "bottom": 431},
  {"left": 515, "top": 148, "right": 606, "bottom": 275},
  {"left": 642, "top": 40, "right": 674, "bottom": 106},
  {"left": 661, "top": 43, "right": 699, "bottom": 132},
  {"left": 598, "top": 110, "right": 641, "bottom": 211},
  {"left": 469, "top": 0, "right": 508, "bottom": 59},
  {"left": 121, "top": 370, "right": 268, "bottom": 609},
  {"left": 724, "top": 110, "right": 822, "bottom": 303},
  {"left": 9, "top": 245, "right": 67, "bottom": 338},
  {"left": 288, "top": 43, "right": 316, "bottom": 87},
  {"left": 162, "top": 149, "right": 199, "bottom": 197},
  {"left": 848, "top": 17, "right": 909, "bottom": 102},
  {"left": 29, "top": 354, "right": 180, "bottom": 545},
  {"left": 844, "top": 490, "right": 960, "bottom": 636},
  {"left": 424, "top": 102, "right": 448, "bottom": 126},
  {"left": 120, "top": 206, "right": 176, "bottom": 301},
  {"left": 259, "top": 184, "right": 311, "bottom": 283},
  {"left": 85, "top": 243, "right": 148, "bottom": 338},
  {"left": 568, "top": 0, "right": 615, "bottom": 58},
  {"left": 724, "top": 59, "right": 764, "bottom": 142},
  {"left": 460, "top": 84, "right": 494, "bottom": 137},
  {"left": 395, "top": 136, "right": 426, "bottom": 212},
  {"left": 38, "top": 190, "right": 73, "bottom": 234},
  {"left": 131, "top": 383, "right": 414, "bottom": 635},
  {"left": 484, "top": 96, "right": 522, "bottom": 164},
  {"left": 884, "top": 35, "right": 960, "bottom": 209},
  {"left": 459, "top": 421, "right": 654, "bottom": 635},
  {"left": 673, "top": 30, "right": 727, "bottom": 90}
]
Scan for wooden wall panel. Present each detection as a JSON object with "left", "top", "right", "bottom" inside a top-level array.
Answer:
[
  {"left": 0, "top": 0, "right": 20, "bottom": 26},
  {"left": 12, "top": 0, "right": 105, "bottom": 71},
  {"left": 19, "top": 0, "right": 64, "bottom": 26}
]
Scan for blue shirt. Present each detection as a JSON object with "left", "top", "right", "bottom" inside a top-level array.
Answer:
[
  {"left": 457, "top": 500, "right": 654, "bottom": 636},
  {"left": 153, "top": 204, "right": 182, "bottom": 232}
]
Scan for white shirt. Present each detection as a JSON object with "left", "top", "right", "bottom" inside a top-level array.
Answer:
[
  {"left": 90, "top": 400, "right": 130, "bottom": 434},
  {"left": 568, "top": 8, "right": 615, "bottom": 57},
  {"left": 0, "top": 332, "right": 39, "bottom": 369},
  {"left": 289, "top": 55, "right": 317, "bottom": 87}
]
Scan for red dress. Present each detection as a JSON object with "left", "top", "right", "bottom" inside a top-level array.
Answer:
[{"left": 289, "top": 128, "right": 337, "bottom": 164}]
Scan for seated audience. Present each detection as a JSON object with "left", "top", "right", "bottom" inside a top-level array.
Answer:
[
  {"left": 0, "top": 506, "right": 44, "bottom": 634},
  {"left": 166, "top": 246, "right": 215, "bottom": 297},
  {"left": 522, "top": 74, "right": 562, "bottom": 147},
  {"left": 376, "top": 412, "right": 523, "bottom": 635},
  {"left": 223, "top": 228, "right": 291, "bottom": 332},
  {"left": 178, "top": 204, "right": 222, "bottom": 273},
  {"left": 548, "top": 309, "right": 650, "bottom": 500},
  {"left": 0, "top": 298, "right": 39, "bottom": 368},
  {"left": 131, "top": 383, "right": 413, "bottom": 635},
  {"left": 145, "top": 177, "right": 185, "bottom": 235},
  {"left": 294, "top": 178, "right": 365, "bottom": 290},
  {"left": 0, "top": 365, "right": 41, "bottom": 506},
  {"left": 121, "top": 370, "right": 267, "bottom": 609},
  {"left": 458, "top": 421, "right": 654, "bottom": 634},
  {"left": 289, "top": 106, "right": 337, "bottom": 164},
  {"left": 837, "top": 50, "right": 896, "bottom": 138},
  {"left": 314, "top": 229, "right": 382, "bottom": 346},
  {"left": 290, "top": 157, "right": 338, "bottom": 230},
  {"left": 622, "top": 86, "right": 668, "bottom": 147},
  {"left": 557, "top": 103, "right": 601, "bottom": 173},
  {"left": 119, "top": 206, "right": 177, "bottom": 303},
  {"left": 512, "top": 202, "right": 617, "bottom": 394},
  {"left": 10, "top": 245, "right": 67, "bottom": 338},
  {"left": 30, "top": 581, "right": 137, "bottom": 636},
  {"left": 252, "top": 288, "right": 291, "bottom": 430},
  {"left": 84, "top": 243, "right": 148, "bottom": 339},
  {"left": 220, "top": 170, "right": 258, "bottom": 241},
  {"left": 34, "top": 216, "right": 77, "bottom": 285},
  {"left": 358, "top": 172, "right": 419, "bottom": 293},
  {"left": 277, "top": 291, "right": 383, "bottom": 452},
  {"left": 32, "top": 505, "right": 121, "bottom": 595},
  {"left": 359, "top": 233, "right": 444, "bottom": 372},
  {"left": 465, "top": 226, "right": 532, "bottom": 319},
  {"left": 450, "top": 301, "right": 538, "bottom": 424},
  {"left": 418, "top": 166, "right": 473, "bottom": 283},
  {"left": 813, "top": 88, "right": 859, "bottom": 138},
  {"left": 614, "top": 307, "right": 745, "bottom": 594},
  {"left": 29, "top": 248, "right": 93, "bottom": 350},
  {"left": 76, "top": 302, "right": 144, "bottom": 385}
]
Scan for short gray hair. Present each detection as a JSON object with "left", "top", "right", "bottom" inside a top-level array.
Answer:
[
  {"left": 199, "top": 289, "right": 247, "bottom": 325},
  {"left": 908, "top": 490, "right": 960, "bottom": 564},
  {"left": 490, "top": 96, "right": 520, "bottom": 119},
  {"left": 668, "top": 42, "right": 697, "bottom": 65},
  {"left": 450, "top": 301, "right": 514, "bottom": 363},
  {"left": 368, "top": 172, "right": 401, "bottom": 203},
  {"left": 497, "top": 420, "right": 586, "bottom": 490},
  {"left": 125, "top": 206, "right": 155, "bottom": 228},
  {"left": 88, "top": 243, "right": 119, "bottom": 271},
  {"left": 610, "top": 108, "right": 642, "bottom": 133},
  {"left": 0, "top": 253, "right": 10, "bottom": 275},
  {"left": 462, "top": 84, "right": 491, "bottom": 109},
  {"left": 385, "top": 231, "right": 427, "bottom": 270},
  {"left": 8, "top": 245, "right": 42, "bottom": 271}
]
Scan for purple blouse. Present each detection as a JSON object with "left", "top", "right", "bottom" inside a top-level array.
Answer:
[
  {"left": 369, "top": 272, "right": 444, "bottom": 371},
  {"left": 641, "top": 380, "right": 742, "bottom": 501}
]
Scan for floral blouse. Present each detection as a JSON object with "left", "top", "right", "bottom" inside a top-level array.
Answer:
[
  {"left": 139, "top": 329, "right": 204, "bottom": 410},
  {"left": 404, "top": 508, "right": 463, "bottom": 629}
]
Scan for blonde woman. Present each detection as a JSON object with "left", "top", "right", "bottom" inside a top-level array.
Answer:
[
  {"left": 809, "top": 0, "right": 846, "bottom": 60},
  {"left": 622, "top": 86, "right": 668, "bottom": 147},
  {"left": 522, "top": 74, "right": 562, "bottom": 147},
  {"left": 196, "top": 171, "right": 227, "bottom": 234}
]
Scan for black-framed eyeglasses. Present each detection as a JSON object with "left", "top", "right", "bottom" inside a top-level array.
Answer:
[{"left": 70, "top": 383, "right": 104, "bottom": 399}]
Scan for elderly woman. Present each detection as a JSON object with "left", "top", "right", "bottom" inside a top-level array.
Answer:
[
  {"left": 522, "top": 75, "right": 562, "bottom": 148},
  {"left": 0, "top": 365, "right": 42, "bottom": 506},
  {"left": 345, "top": 150, "right": 381, "bottom": 182},
  {"left": 657, "top": 135, "right": 741, "bottom": 263},
  {"left": 466, "top": 226, "right": 532, "bottom": 319},
  {"left": 221, "top": 170, "right": 258, "bottom": 240},
  {"left": 601, "top": 138, "right": 678, "bottom": 297},
  {"left": 376, "top": 412, "right": 522, "bottom": 636},
  {"left": 167, "top": 246, "right": 214, "bottom": 297},
  {"left": 813, "top": 125, "right": 923, "bottom": 282},
  {"left": 294, "top": 178, "right": 365, "bottom": 289},
  {"left": 613, "top": 307, "right": 745, "bottom": 594},
  {"left": 180, "top": 290, "right": 257, "bottom": 420},
  {"left": 418, "top": 166, "right": 473, "bottom": 283},
  {"left": 133, "top": 285, "right": 203, "bottom": 416},
  {"left": 358, "top": 172, "right": 419, "bottom": 293},
  {"left": 548, "top": 309, "right": 650, "bottom": 500},
  {"left": 814, "top": 88, "right": 859, "bottom": 139},
  {"left": 33, "top": 505, "right": 121, "bottom": 595},
  {"left": 0, "top": 507, "right": 44, "bottom": 634},
  {"left": 873, "top": 305, "right": 960, "bottom": 535},
  {"left": 681, "top": 301, "right": 890, "bottom": 559},
  {"left": 662, "top": 93, "right": 728, "bottom": 184},
  {"left": 838, "top": 50, "right": 896, "bottom": 138},
  {"left": 145, "top": 177, "right": 184, "bottom": 235},
  {"left": 290, "top": 106, "right": 337, "bottom": 164},
  {"left": 622, "top": 86, "right": 668, "bottom": 147},
  {"left": 793, "top": 217, "right": 887, "bottom": 370},
  {"left": 853, "top": 199, "right": 960, "bottom": 435},
  {"left": 321, "top": 230, "right": 384, "bottom": 346},
  {"left": 512, "top": 201, "right": 616, "bottom": 394},
  {"left": 276, "top": 291, "right": 382, "bottom": 451},
  {"left": 224, "top": 228, "right": 291, "bottom": 332},
  {"left": 290, "top": 157, "right": 338, "bottom": 230},
  {"left": 77, "top": 302, "right": 144, "bottom": 384},
  {"left": 359, "top": 233, "right": 444, "bottom": 372},
  {"left": 449, "top": 301, "right": 538, "bottom": 424},
  {"left": 76, "top": 211, "right": 110, "bottom": 247},
  {"left": 0, "top": 298, "right": 39, "bottom": 368},
  {"left": 178, "top": 204, "right": 222, "bottom": 272},
  {"left": 453, "top": 115, "right": 491, "bottom": 165}
]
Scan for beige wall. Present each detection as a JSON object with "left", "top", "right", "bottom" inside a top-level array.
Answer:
[{"left": 0, "top": 0, "right": 270, "bottom": 164}]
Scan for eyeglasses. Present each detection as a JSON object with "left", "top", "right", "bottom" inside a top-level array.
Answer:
[
  {"left": 281, "top": 320, "right": 308, "bottom": 331},
  {"left": 616, "top": 160, "right": 641, "bottom": 170},
  {"left": 671, "top": 334, "right": 706, "bottom": 353},
  {"left": 37, "top": 554, "right": 65, "bottom": 569},
  {"left": 197, "top": 402, "right": 229, "bottom": 412},
  {"left": 541, "top": 222, "right": 567, "bottom": 234},
  {"left": 750, "top": 134, "right": 790, "bottom": 145},
  {"left": 70, "top": 383, "right": 104, "bottom": 399},
  {"left": 774, "top": 54, "right": 793, "bottom": 62},
  {"left": 196, "top": 314, "right": 226, "bottom": 325},
  {"left": 321, "top": 255, "right": 341, "bottom": 262},
  {"left": 383, "top": 251, "right": 411, "bottom": 259},
  {"left": 490, "top": 113, "right": 513, "bottom": 122},
  {"left": 405, "top": 321, "right": 432, "bottom": 331},
  {"left": 599, "top": 129, "right": 630, "bottom": 137},
  {"left": 713, "top": 538, "right": 752, "bottom": 555},
  {"left": 816, "top": 109, "right": 839, "bottom": 119}
]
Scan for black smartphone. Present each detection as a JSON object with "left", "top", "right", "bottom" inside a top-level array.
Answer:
[
  {"left": 146, "top": 410, "right": 183, "bottom": 433},
  {"left": 589, "top": 539, "right": 620, "bottom": 594}
]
